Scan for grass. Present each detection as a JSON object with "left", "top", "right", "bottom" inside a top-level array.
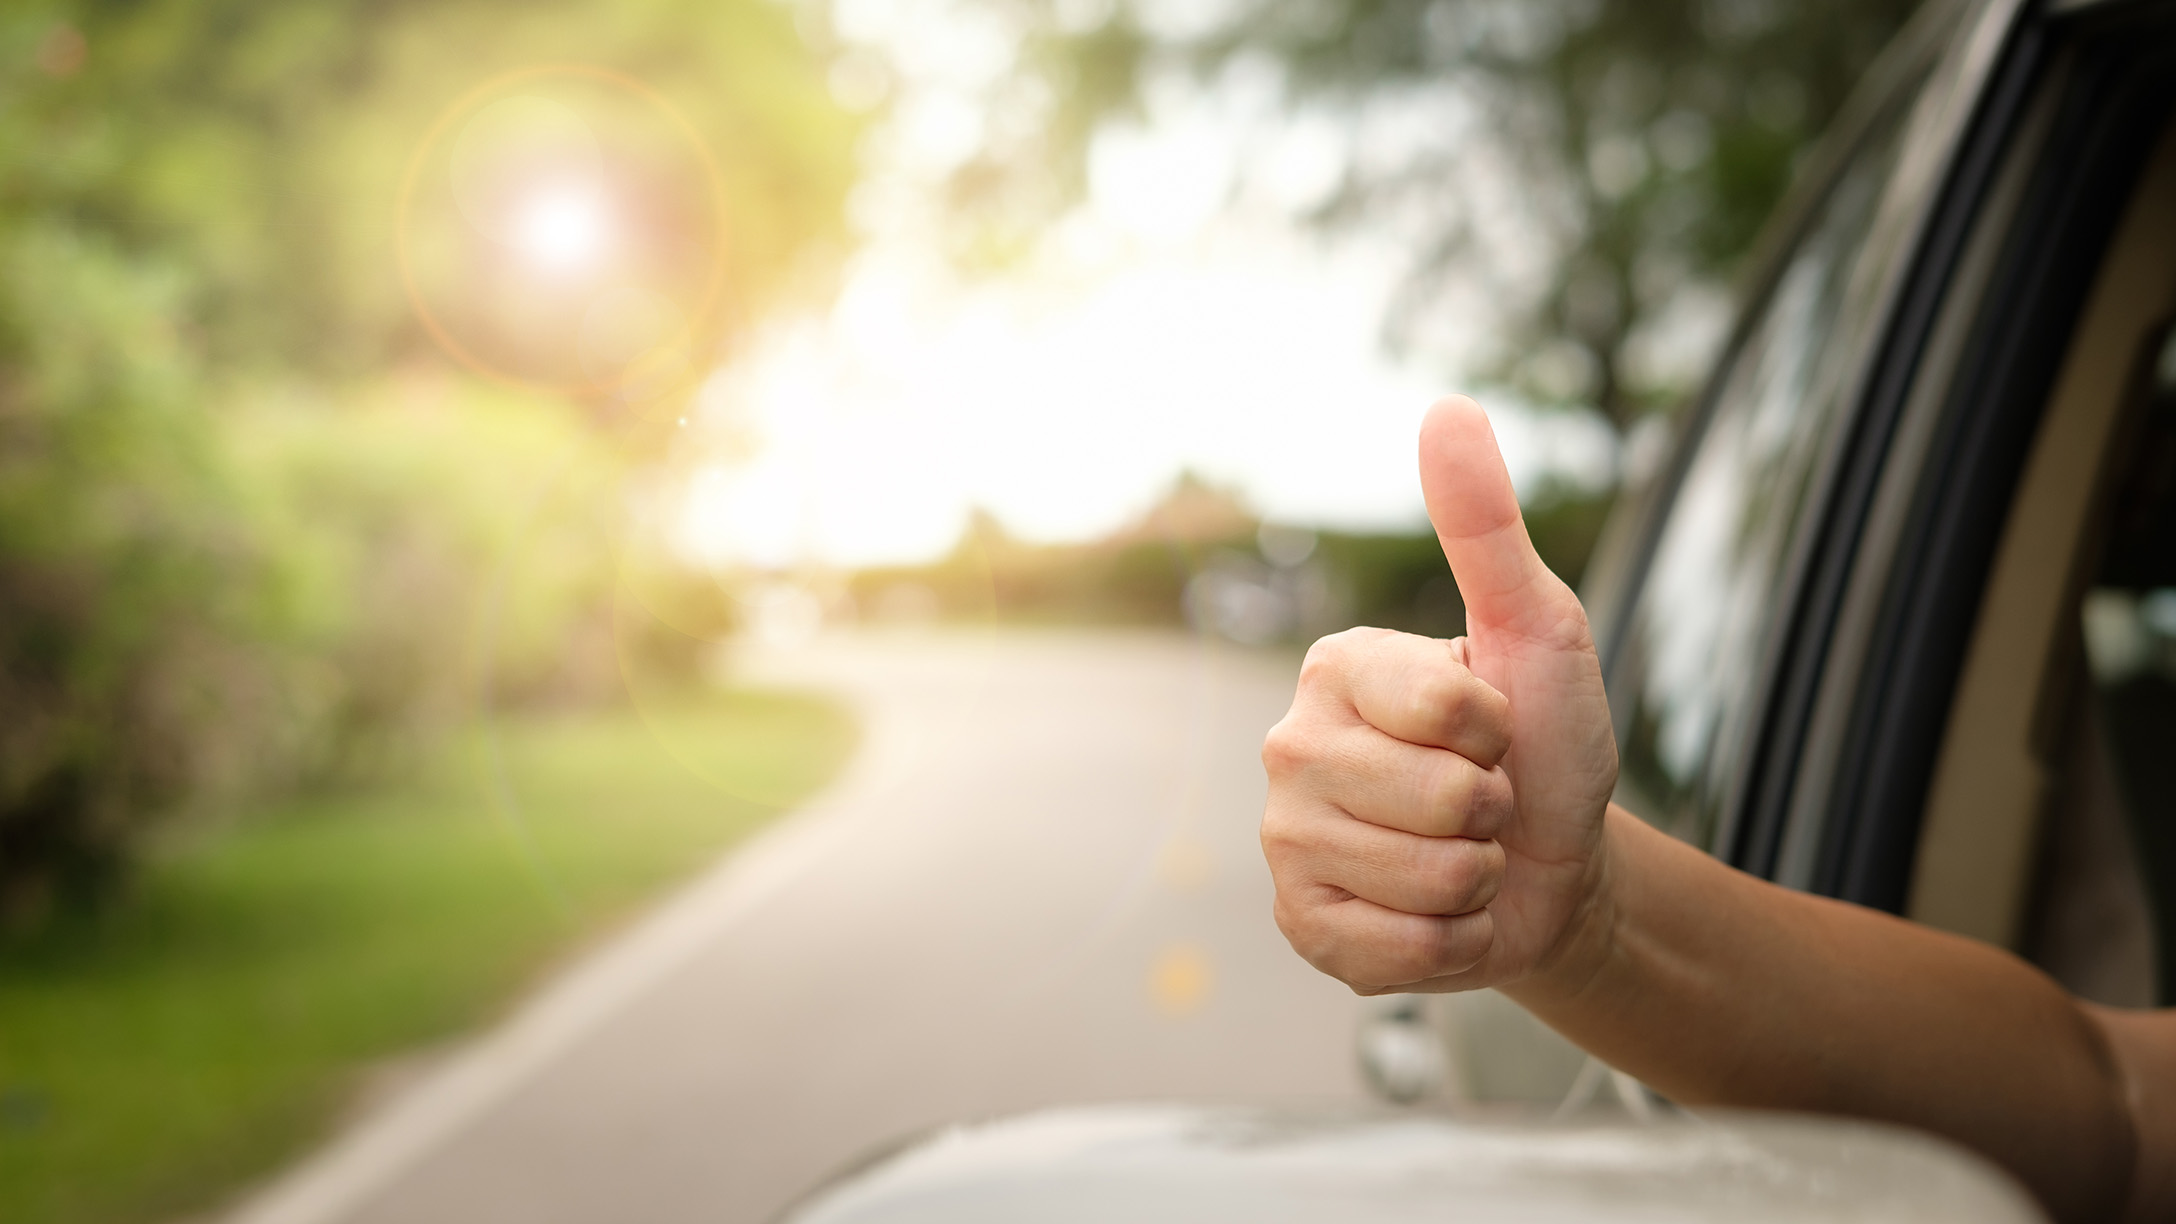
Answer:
[{"left": 0, "top": 685, "right": 857, "bottom": 1224}]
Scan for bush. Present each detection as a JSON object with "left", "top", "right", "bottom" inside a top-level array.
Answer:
[
  {"left": 0, "top": 0, "right": 857, "bottom": 921},
  {"left": 0, "top": 250, "right": 724, "bottom": 921},
  {"left": 0, "top": 226, "right": 734, "bottom": 921},
  {"left": 233, "top": 381, "right": 635, "bottom": 782},
  {"left": 0, "top": 225, "right": 289, "bottom": 920}
]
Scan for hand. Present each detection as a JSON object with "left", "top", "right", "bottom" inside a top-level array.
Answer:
[{"left": 1260, "top": 396, "right": 1619, "bottom": 993}]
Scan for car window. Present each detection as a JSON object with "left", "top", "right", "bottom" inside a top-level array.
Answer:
[
  {"left": 1610, "top": 76, "right": 1929, "bottom": 849},
  {"left": 2072, "top": 326, "right": 2176, "bottom": 1002}
]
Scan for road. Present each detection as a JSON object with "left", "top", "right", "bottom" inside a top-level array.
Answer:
[{"left": 223, "top": 628, "right": 1375, "bottom": 1224}]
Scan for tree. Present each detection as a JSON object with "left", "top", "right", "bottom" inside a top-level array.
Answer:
[
  {"left": 929, "top": 0, "right": 1922, "bottom": 432},
  {"left": 0, "top": 0, "right": 859, "bottom": 919},
  {"left": 9, "top": 0, "right": 859, "bottom": 381}
]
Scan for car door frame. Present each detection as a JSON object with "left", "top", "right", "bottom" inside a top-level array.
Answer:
[
  {"left": 1591, "top": 0, "right": 2035, "bottom": 886},
  {"left": 1774, "top": 2, "right": 2176, "bottom": 920}
]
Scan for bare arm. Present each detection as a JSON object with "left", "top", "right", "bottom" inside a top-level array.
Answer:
[
  {"left": 1261, "top": 396, "right": 2172, "bottom": 1223},
  {"left": 2092, "top": 1005, "right": 2176, "bottom": 1218},
  {"left": 1512, "top": 805, "right": 2148, "bottom": 1222}
]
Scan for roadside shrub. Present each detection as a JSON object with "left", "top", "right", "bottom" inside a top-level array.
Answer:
[
  {"left": 0, "top": 231, "right": 700, "bottom": 920},
  {"left": 0, "top": 226, "right": 292, "bottom": 921},
  {"left": 0, "top": 0, "right": 857, "bottom": 925},
  {"left": 235, "top": 382, "right": 631, "bottom": 783}
]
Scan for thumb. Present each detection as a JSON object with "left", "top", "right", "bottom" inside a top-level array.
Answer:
[{"left": 1418, "top": 396, "right": 1566, "bottom": 639}]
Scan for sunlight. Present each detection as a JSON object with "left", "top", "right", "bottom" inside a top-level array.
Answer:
[
  {"left": 672, "top": 230, "right": 1619, "bottom": 571},
  {"left": 510, "top": 183, "right": 614, "bottom": 274}
]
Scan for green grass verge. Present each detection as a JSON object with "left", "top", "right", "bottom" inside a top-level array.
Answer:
[{"left": 0, "top": 686, "right": 856, "bottom": 1224}]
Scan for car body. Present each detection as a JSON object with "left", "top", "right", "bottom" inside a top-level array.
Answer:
[
  {"left": 781, "top": 0, "right": 2176, "bottom": 1215},
  {"left": 1592, "top": 0, "right": 2176, "bottom": 1001}
]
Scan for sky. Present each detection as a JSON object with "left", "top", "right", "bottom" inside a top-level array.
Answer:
[{"left": 669, "top": 1, "right": 1623, "bottom": 570}]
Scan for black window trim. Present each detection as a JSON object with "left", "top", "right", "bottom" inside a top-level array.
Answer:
[
  {"left": 1808, "top": 12, "right": 2176, "bottom": 913},
  {"left": 1732, "top": 0, "right": 2054, "bottom": 885},
  {"left": 1588, "top": 5, "right": 1958, "bottom": 682},
  {"left": 1594, "top": 0, "right": 2029, "bottom": 868}
]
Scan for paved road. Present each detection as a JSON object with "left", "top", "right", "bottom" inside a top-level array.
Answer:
[{"left": 225, "top": 629, "right": 1375, "bottom": 1224}]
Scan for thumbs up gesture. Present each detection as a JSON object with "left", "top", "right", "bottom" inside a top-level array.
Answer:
[{"left": 1261, "top": 396, "right": 1620, "bottom": 994}]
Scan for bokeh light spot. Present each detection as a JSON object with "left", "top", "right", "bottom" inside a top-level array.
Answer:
[{"left": 1149, "top": 942, "right": 1213, "bottom": 1017}]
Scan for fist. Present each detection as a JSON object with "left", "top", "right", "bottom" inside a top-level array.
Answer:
[
  {"left": 1262, "top": 629, "right": 1516, "bottom": 989},
  {"left": 1260, "top": 397, "right": 1619, "bottom": 995}
]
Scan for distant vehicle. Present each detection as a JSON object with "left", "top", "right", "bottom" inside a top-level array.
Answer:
[{"left": 780, "top": 0, "right": 2176, "bottom": 1216}]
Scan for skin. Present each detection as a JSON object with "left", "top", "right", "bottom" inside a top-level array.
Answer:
[{"left": 1260, "top": 396, "right": 2176, "bottom": 1223}]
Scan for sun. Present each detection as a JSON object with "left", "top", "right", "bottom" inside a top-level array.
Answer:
[{"left": 509, "top": 183, "right": 613, "bottom": 274}]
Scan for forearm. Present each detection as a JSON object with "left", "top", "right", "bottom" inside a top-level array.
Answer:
[
  {"left": 1504, "top": 805, "right": 2137, "bottom": 1223},
  {"left": 2092, "top": 1005, "right": 2176, "bottom": 1221}
]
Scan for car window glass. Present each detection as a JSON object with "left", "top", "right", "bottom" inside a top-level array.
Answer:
[
  {"left": 2076, "top": 325, "right": 2176, "bottom": 1003},
  {"left": 1611, "top": 77, "right": 1928, "bottom": 848}
]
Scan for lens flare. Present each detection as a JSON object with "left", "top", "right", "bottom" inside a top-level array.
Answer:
[
  {"left": 397, "top": 65, "right": 730, "bottom": 398},
  {"left": 510, "top": 184, "right": 614, "bottom": 273}
]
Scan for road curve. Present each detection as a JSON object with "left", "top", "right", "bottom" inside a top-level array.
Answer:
[{"left": 221, "top": 628, "right": 1373, "bottom": 1224}]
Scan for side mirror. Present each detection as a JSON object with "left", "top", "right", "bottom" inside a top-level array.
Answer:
[{"left": 778, "top": 1104, "right": 2044, "bottom": 1223}]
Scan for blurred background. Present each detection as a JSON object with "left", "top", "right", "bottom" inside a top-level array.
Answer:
[{"left": 0, "top": 1, "right": 1917, "bottom": 1222}]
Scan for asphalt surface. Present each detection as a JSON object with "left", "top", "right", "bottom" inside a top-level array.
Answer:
[{"left": 223, "top": 628, "right": 1374, "bottom": 1224}]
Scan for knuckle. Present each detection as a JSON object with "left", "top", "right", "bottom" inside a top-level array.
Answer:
[
  {"left": 1298, "top": 630, "right": 1353, "bottom": 679},
  {"left": 1272, "top": 892, "right": 1318, "bottom": 950},
  {"left": 1260, "top": 718, "right": 1312, "bottom": 778},
  {"left": 1257, "top": 806, "right": 1308, "bottom": 861},
  {"left": 1274, "top": 898, "right": 1340, "bottom": 974},
  {"left": 1367, "top": 922, "right": 1465, "bottom": 990},
  {"left": 1422, "top": 911, "right": 1492, "bottom": 977},
  {"left": 1415, "top": 836, "right": 1504, "bottom": 914},
  {"left": 1389, "top": 920, "right": 1453, "bottom": 981},
  {"left": 1300, "top": 627, "right": 1394, "bottom": 687},
  {"left": 1410, "top": 672, "right": 1473, "bottom": 733},
  {"left": 1465, "top": 841, "right": 1507, "bottom": 908},
  {"left": 1475, "top": 768, "right": 1515, "bottom": 836},
  {"left": 1476, "top": 691, "right": 1514, "bottom": 761},
  {"left": 1421, "top": 757, "right": 1476, "bottom": 834}
]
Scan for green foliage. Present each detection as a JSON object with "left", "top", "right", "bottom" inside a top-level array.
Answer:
[
  {"left": 232, "top": 384, "right": 633, "bottom": 781},
  {"left": 1311, "top": 489, "right": 1608, "bottom": 640},
  {"left": 6, "top": 0, "right": 860, "bottom": 377},
  {"left": 616, "top": 551, "right": 743, "bottom": 681},
  {"left": 0, "top": 0, "right": 859, "bottom": 917},
  {"left": 851, "top": 525, "right": 1228, "bottom": 627},
  {"left": 849, "top": 479, "right": 1261, "bottom": 627},
  {"left": 1312, "top": 532, "right": 1468, "bottom": 637},
  {"left": 935, "top": 0, "right": 1922, "bottom": 428},
  {"left": 1521, "top": 484, "right": 1615, "bottom": 591},
  {"left": 846, "top": 477, "right": 1610, "bottom": 642},
  {"left": 0, "top": 223, "right": 283, "bottom": 918},
  {"left": 0, "top": 688, "right": 855, "bottom": 1224}
]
